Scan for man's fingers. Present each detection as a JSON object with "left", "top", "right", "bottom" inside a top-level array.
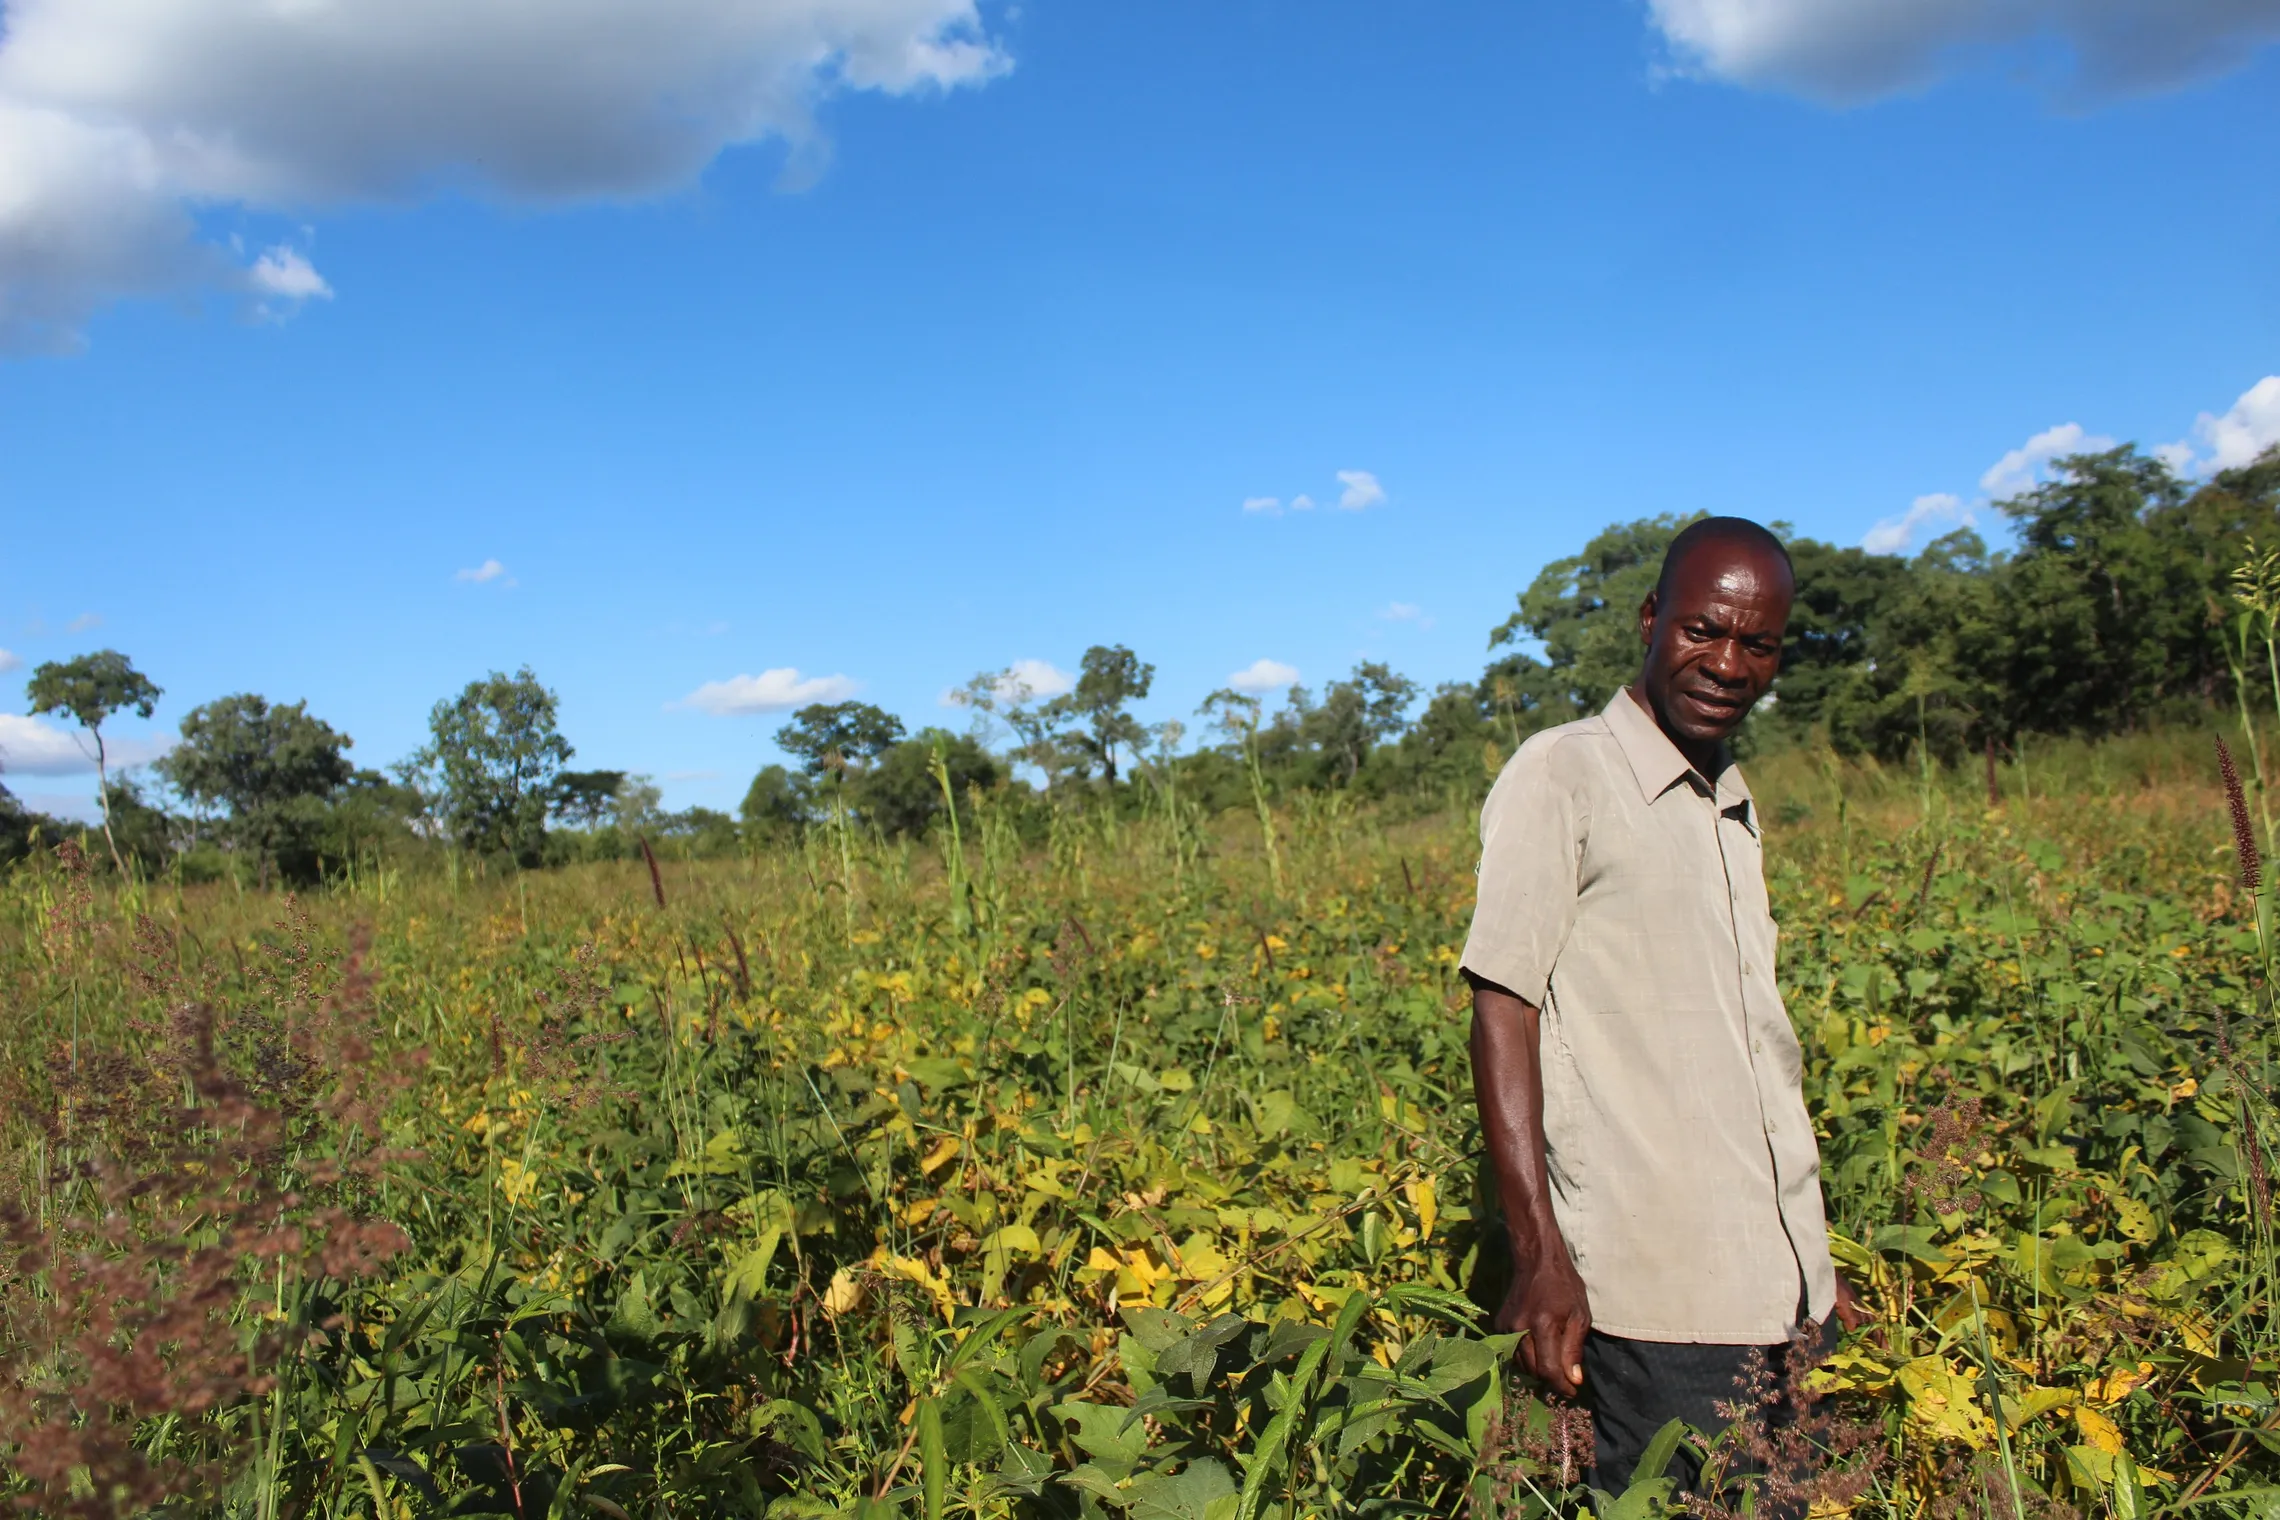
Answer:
[{"left": 1553, "top": 1316, "right": 1588, "bottom": 1392}]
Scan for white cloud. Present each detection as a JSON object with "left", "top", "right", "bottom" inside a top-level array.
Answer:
[
  {"left": 946, "top": 658, "right": 1074, "bottom": 706},
  {"left": 0, "top": 0, "right": 1008, "bottom": 351},
  {"left": 0, "top": 649, "right": 20, "bottom": 673},
  {"left": 1289, "top": 494, "right": 1317, "bottom": 511},
  {"left": 992, "top": 658, "right": 1074, "bottom": 701},
  {"left": 66, "top": 611, "right": 101, "bottom": 631},
  {"left": 1863, "top": 493, "right": 1971, "bottom": 555},
  {"left": 2161, "top": 376, "right": 2280, "bottom": 476},
  {"left": 1227, "top": 658, "right": 1299, "bottom": 695},
  {"left": 680, "top": 667, "right": 859, "bottom": 714},
  {"left": 455, "top": 558, "right": 511, "bottom": 584},
  {"left": 0, "top": 713, "right": 171, "bottom": 775},
  {"left": 1979, "top": 422, "right": 2115, "bottom": 502},
  {"left": 1242, "top": 496, "right": 1281, "bottom": 515},
  {"left": 1380, "top": 602, "right": 1423, "bottom": 622},
  {"left": 248, "top": 245, "right": 332, "bottom": 301},
  {"left": 1645, "top": 0, "right": 2280, "bottom": 105},
  {"left": 1335, "top": 469, "right": 1386, "bottom": 511}
]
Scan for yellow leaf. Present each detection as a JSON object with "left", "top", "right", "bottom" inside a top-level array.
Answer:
[
  {"left": 2074, "top": 1404, "right": 2125, "bottom": 1455},
  {"left": 920, "top": 1137, "right": 960, "bottom": 1175},
  {"left": 2091, "top": 1361, "right": 2154, "bottom": 1404},
  {"left": 822, "top": 1268, "right": 867, "bottom": 1315},
  {"left": 2112, "top": 1195, "right": 2157, "bottom": 1244},
  {"left": 1406, "top": 1177, "right": 1438, "bottom": 1242},
  {"left": 983, "top": 1223, "right": 1042, "bottom": 1258}
]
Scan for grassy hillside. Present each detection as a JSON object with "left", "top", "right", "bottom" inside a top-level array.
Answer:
[{"left": 3, "top": 726, "right": 2274, "bottom": 1517}]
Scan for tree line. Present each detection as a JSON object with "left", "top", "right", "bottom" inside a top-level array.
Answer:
[{"left": 4, "top": 440, "right": 2274, "bottom": 883}]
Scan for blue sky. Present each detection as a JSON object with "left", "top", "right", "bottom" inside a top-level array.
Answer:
[{"left": 2, "top": 0, "right": 2276, "bottom": 817}]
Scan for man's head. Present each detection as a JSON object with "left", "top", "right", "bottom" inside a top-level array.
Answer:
[{"left": 1633, "top": 517, "right": 1795, "bottom": 760}]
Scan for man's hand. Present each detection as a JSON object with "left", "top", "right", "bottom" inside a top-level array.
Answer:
[
  {"left": 1496, "top": 1248, "right": 1591, "bottom": 1398},
  {"left": 1468, "top": 973, "right": 1590, "bottom": 1401},
  {"left": 1831, "top": 1274, "right": 1870, "bottom": 1333}
]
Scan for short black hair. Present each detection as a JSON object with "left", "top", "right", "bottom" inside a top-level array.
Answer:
[{"left": 1654, "top": 517, "right": 1794, "bottom": 602}]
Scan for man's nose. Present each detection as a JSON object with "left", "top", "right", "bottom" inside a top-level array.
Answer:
[{"left": 1703, "top": 641, "right": 1749, "bottom": 685}]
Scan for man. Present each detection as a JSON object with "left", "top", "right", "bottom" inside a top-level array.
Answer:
[{"left": 1462, "top": 517, "right": 1863, "bottom": 1495}]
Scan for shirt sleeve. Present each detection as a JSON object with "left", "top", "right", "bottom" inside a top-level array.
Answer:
[{"left": 1458, "top": 736, "right": 1585, "bottom": 1008}]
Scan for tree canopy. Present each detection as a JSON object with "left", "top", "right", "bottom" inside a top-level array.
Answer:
[
  {"left": 410, "top": 667, "right": 573, "bottom": 865},
  {"left": 155, "top": 693, "right": 355, "bottom": 886}
]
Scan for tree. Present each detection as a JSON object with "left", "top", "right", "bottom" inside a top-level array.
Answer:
[
  {"left": 957, "top": 668, "right": 1087, "bottom": 788},
  {"left": 1049, "top": 644, "right": 1155, "bottom": 783},
  {"left": 741, "top": 764, "right": 816, "bottom": 835},
  {"left": 1762, "top": 539, "right": 1914, "bottom": 738},
  {"left": 25, "top": 649, "right": 162, "bottom": 876},
  {"left": 855, "top": 730, "right": 1002, "bottom": 837},
  {"left": 155, "top": 693, "right": 356, "bottom": 887},
  {"left": 776, "top": 703, "right": 906, "bottom": 777},
  {"left": 0, "top": 782, "right": 70, "bottom": 868},
  {"left": 1488, "top": 515, "right": 1701, "bottom": 723},
  {"left": 1294, "top": 661, "right": 1419, "bottom": 785},
  {"left": 550, "top": 770, "right": 628, "bottom": 828},
  {"left": 411, "top": 667, "right": 573, "bottom": 865}
]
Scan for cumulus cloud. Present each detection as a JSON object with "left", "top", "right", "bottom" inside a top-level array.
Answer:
[
  {"left": 1862, "top": 493, "right": 1971, "bottom": 555},
  {"left": 2160, "top": 376, "right": 2280, "bottom": 476},
  {"left": 1335, "top": 469, "right": 1386, "bottom": 511},
  {"left": 0, "top": 0, "right": 1008, "bottom": 351},
  {"left": 0, "top": 649, "right": 20, "bottom": 673},
  {"left": 945, "top": 658, "right": 1075, "bottom": 707},
  {"left": 248, "top": 245, "right": 332, "bottom": 301},
  {"left": 1645, "top": 0, "right": 2280, "bottom": 105},
  {"left": 1289, "top": 494, "right": 1317, "bottom": 511},
  {"left": 1227, "top": 658, "right": 1299, "bottom": 695},
  {"left": 0, "top": 713, "right": 171, "bottom": 774},
  {"left": 455, "top": 558, "right": 511, "bottom": 584},
  {"left": 1979, "top": 422, "right": 2115, "bottom": 501},
  {"left": 991, "top": 658, "right": 1074, "bottom": 701},
  {"left": 1242, "top": 496, "right": 1281, "bottom": 515},
  {"left": 680, "top": 667, "right": 859, "bottom": 714}
]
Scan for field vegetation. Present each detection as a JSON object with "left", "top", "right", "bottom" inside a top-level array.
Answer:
[{"left": 7, "top": 441, "right": 2280, "bottom": 1516}]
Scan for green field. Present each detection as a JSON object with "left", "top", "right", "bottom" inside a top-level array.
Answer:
[{"left": 7, "top": 726, "right": 2280, "bottom": 1517}]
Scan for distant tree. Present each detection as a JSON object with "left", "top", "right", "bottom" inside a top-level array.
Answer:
[
  {"left": 411, "top": 667, "right": 573, "bottom": 866},
  {"left": 25, "top": 648, "right": 161, "bottom": 876},
  {"left": 0, "top": 781, "right": 70, "bottom": 868},
  {"left": 156, "top": 694, "right": 357, "bottom": 888},
  {"left": 1764, "top": 539, "right": 1914, "bottom": 737},
  {"left": 957, "top": 668, "right": 1087, "bottom": 787},
  {"left": 855, "top": 729, "right": 1002, "bottom": 837},
  {"left": 1294, "top": 661, "right": 1419, "bottom": 785},
  {"left": 551, "top": 769, "right": 628, "bottom": 828},
  {"left": 1049, "top": 645, "right": 1155, "bottom": 783},
  {"left": 1488, "top": 514, "right": 1702, "bottom": 723},
  {"left": 741, "top": 764, "right": 816, "bottom": 835},
  {"left": 776, "top": 702, "right": 907, "bottom": 777}
]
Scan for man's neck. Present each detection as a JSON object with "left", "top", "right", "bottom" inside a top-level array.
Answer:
[{"left": 1624, "top": 682, "right": 1725, "bottom": 779}]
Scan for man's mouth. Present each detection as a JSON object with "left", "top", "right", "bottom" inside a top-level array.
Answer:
[{"left": 1679, "top": 689, "right": 1743, "bottom": 723}]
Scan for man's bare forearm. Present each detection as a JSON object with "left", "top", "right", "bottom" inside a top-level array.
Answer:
[
  {"left": 1469, "top": 971, "right": 1591, "bottom": 1395},
  {"left": 1467, "top": 975, "right": 1567, "bottom": 1269}
]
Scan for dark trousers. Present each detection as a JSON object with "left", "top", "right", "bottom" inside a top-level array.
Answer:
[{"left": 1585, "top": 1314, "right": 1838, "bottom": 1497}]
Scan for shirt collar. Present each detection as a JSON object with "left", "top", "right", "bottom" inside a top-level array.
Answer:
[{"left": 1602, "top": 687, "right": 1754, "bottom": 814}]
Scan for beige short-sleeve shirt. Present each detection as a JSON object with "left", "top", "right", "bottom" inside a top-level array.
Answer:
[{"left": 1461, "top": 689, "right": 1836, "bottom": 1344}]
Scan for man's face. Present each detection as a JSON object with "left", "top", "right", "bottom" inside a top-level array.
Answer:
[{"left": 1636, "top": 544, "right": 1793, "bottom": 750}]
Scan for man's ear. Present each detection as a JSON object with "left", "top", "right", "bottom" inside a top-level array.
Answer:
[{"left": 1637, "top": 590, "right": 1658, "bottom": 648}]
